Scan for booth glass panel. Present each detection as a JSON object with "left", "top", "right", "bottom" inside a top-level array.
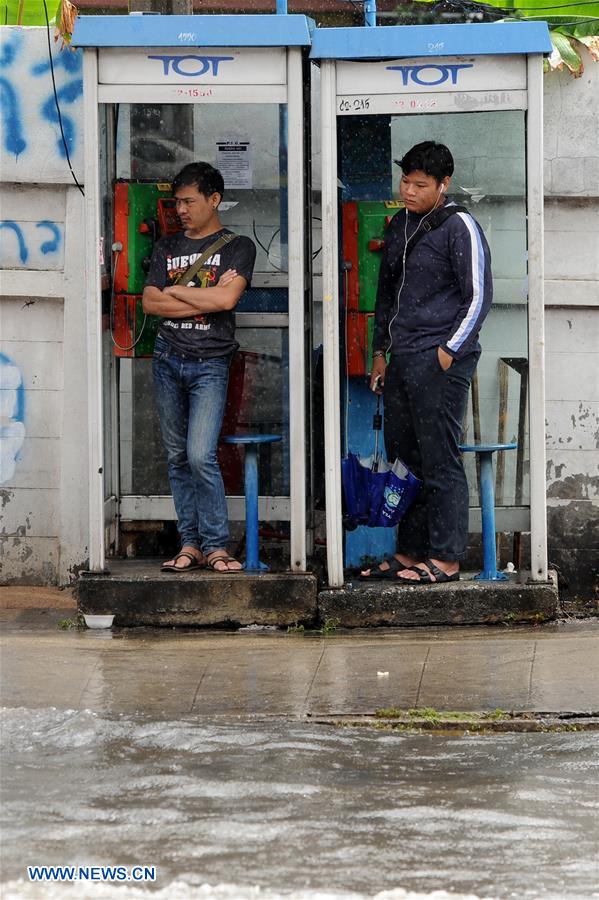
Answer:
[
  {"left": 105, "top": 101, "right": 292, "bottom": 511},
  {"left": 340, "top": 108, "right": 529, "bottom": 512},
  {"left": 118, "top": 327, "right": 289, "bottom": 498},
  {"left": 115, "top": 103, "right": 288, "bottom": 273},
  {"left": 391, "top": 110, "right": 529, "bottom": 507}
]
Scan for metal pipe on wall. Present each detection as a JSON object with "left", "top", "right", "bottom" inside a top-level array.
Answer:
[{"left": 364, "top": 0, "right": 377, "bottom": 27}]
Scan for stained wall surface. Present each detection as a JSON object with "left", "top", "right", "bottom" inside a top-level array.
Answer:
[
  {"left": 543, "top": 55, "right": 599, "bottom": 595},
  {"left": 1, "top": 28, "right": 87, "bottom": 584}
]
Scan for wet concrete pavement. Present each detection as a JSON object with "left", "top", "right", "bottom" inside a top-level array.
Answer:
[{"left": 1, "top": 599, "right": 598, "bottom": 717}]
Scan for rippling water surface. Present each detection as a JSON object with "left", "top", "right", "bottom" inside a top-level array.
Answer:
[{"left": 2, "top": 709, "right": 598, "bottom": 899}]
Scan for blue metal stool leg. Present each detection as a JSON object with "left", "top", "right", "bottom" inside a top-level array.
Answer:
[
  {"left": 243, "top": 443, "right": 268, "bottom": 572},
  {"left": 475, "top": 450, "right": 507, "bottom": 582}
]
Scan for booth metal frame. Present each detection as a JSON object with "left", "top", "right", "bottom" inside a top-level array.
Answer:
[
  {"left": 311, "top": 22, "right": 552, "bottom": 587},
  {"left": 74, "top": 14, "right": 313, "bottom": 574}
]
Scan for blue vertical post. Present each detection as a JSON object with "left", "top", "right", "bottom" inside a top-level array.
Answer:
[
  {"left": 244, "top": 444, "right": 260, "bottom": 571},
  {"left": 460, "top": 442, "right": 515, "bottom": 581},
  {"left": 364, "top": 0, "right": 377, "bottom": 27},
  {"left": 478, "top": 452, "right": 500, "bottom": 579}
]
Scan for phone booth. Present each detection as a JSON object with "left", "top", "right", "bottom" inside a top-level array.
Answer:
[
  {"left": 73, "top": 14, "right": 313, "bottom": 573},
  {"left": 312, "top": 22, "right": 552, "bottom": 587}
]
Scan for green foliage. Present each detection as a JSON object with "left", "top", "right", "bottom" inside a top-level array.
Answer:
[
  {"left": 483, "top": 708, "right": 509, "bottom": 720},
  {"left": 407, "top": 0, "right": 599, "bottom": 75},
  {"left": 1, "top": 0, "right": 61, "bottom": 26},
  {"left": 286, "top": 617, "right": 340, "bottom": 635},
  {"left": 375, "top": 707, "right": 403, "bottom": 719},
  {"left": 375, "top": 706, "right": 513, "bottom": 723},
  {"left": 408, "top": 706, "right": 442, "bottom": 723}
]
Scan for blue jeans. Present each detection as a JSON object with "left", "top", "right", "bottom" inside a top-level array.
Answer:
[{"left": 152, "top": 336, "right": 230, "bottom": 554}]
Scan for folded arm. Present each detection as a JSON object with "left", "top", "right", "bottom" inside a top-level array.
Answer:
[
  {"left": 163, "top": 274, "right": 247, "bottom": 313},
  {"left": 141, "top": 286, "right": 199, "bottom": 318},
  {"left": 142, "top": 269, "right": 244, "bottom": 317}
]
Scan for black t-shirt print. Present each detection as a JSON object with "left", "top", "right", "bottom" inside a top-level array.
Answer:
[{"left": 145, "top": 228, "right": 257, "bottom": 359}]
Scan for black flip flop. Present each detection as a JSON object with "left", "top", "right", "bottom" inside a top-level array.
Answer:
[
  {"left": 161, "top": 551, "right": 204, "bottom": 573},
  {"left": 396, "top": 559, "right": 459, "bottom": 585},
  {"left": 358, "top": 556, "right": 405, "bottom": 581}
]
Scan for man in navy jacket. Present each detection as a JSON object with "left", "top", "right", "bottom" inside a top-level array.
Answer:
[{"left": 361, "top": 141, "right": 492, "bottom": 584}]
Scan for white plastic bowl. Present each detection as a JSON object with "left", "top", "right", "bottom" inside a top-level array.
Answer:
[{"left": 84, "top": 614, "right": 115, "bottom": 629}]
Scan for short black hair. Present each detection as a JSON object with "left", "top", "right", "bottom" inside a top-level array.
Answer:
[
  {"left": 172, "top": 162, "right": 225, "bottom": 200},
  {"left": 396, "top": 141, "right": 454, "bottom": 182}
]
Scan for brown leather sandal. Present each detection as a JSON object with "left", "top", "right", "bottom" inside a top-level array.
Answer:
[
  {"left": 161, "top": 551, "right": 204, "bottom": 573},
  {"left": 206, "top": 552, "right": 243, "bottom": 573}
]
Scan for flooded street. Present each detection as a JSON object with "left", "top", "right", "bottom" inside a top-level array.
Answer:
[{"left": 2, "top": 709, "right": 598, "bottom": 899}]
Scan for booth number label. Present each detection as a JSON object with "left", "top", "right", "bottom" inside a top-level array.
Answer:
[{"left": 338, "top": 97, "right": 371, "bottom": 112}]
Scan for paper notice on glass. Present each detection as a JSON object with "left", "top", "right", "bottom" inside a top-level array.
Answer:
[{"left": 216, "top": 139, "right": 252, "bottom": 189}]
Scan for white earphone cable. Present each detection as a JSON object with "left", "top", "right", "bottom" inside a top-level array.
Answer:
[{"left": 385, "top": 185, "right": 445, "bottom": 356}]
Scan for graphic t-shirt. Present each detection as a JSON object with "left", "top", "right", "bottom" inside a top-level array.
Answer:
[{"left": 145, "top": 228, "right": 256, "bottom": 358}]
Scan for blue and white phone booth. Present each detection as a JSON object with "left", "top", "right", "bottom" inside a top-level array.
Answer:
[
  {"left": 311, "top": 22, "right": 552, "bottom": 587},
  {"left": 73, "top": 14, "right": 313, "bottom": 574}
]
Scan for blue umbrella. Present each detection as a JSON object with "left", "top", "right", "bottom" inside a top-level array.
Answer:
[{"left": 341, "top": 396, "right": 422, "bottom": 529}]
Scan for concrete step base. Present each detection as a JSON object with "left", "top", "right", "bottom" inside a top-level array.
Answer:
[
  {"left": 77, "top": 559, "right": 317, "bottom": 628},
  {"left": 77, "top": 562, "right": 559, "bottom": 629},
  {"left": 317, "top": 571, "right": 559, "bottom": 627}
]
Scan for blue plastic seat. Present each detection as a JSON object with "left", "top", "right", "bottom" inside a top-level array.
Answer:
[
  {"left": 459, "top": 442, "right": 517, "bottom": 581},
  {"left": 221, "top": 434, "right": 282, "bottom": 571}
]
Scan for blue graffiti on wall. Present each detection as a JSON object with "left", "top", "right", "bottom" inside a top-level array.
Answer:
[
  {"left": 32, "top": 49, "right": 83, "bottom": 159},
  {"left": 0, "top": 32, "right": 27, "bottom": 158},
  {"left": 0, "top": 222, "right": 29, "bottom": 264},
  {"left": 0, "top": 353, "right": 26, "bottom": 486},
  {"left": 36, "top": 221, "right": 62, "bottom": 255},
  {"left": 0, "top": 220, "right": 63, "bottom": 265},
  {"left": 0, "top": 28, "right": 82, "bottom": 161}
]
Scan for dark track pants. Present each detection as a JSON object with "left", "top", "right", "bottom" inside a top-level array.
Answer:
[{"left": 383, "top": 347, "right": 480, "bottom": 562}]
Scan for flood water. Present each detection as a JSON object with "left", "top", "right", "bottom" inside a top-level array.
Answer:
[{"left": 1, "top": 709, "right": 598, "bottom": 899}]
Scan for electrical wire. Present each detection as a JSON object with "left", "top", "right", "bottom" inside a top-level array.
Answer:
[
  {"left": 385, "top": 191, "right": 447, "bottom": 356},
  {"left": 251, "top": 220, "right": 285, "bottom": 272},
  {"left": 109, "top": 251, "right": 148, "bottom": 352},
  {"left": 312, "top": 215, "right": 323, "bottom": 261},
  {"left": 530, "top": 14, "right": 599, "bottom": 20},
  {"left": 511, "top": 1, "right": 599, "bottom": 8},
  {"left": 42, "top": 0, "right": 84, "bottom": 197}
]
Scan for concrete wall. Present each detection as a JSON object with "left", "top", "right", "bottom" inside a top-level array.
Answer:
[
  {"left": 543, "top": 51, "right": 599, "bottom": 596},
  {"left": 0, "top": 28, "right": 88, "bottom": 584}
]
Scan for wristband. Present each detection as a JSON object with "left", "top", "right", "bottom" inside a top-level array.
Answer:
[{"left": 373, "top": 350, "right": 386, "bottom": 359}]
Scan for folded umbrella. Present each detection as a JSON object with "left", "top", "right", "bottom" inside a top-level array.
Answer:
[{"left": 341, "top": 396, "right": 422, "bottom": 529}]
